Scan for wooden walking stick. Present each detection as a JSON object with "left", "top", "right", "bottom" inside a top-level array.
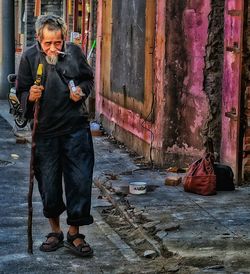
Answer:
[{"left": 28, "top": 64, "right": 43, "bottom": 254}]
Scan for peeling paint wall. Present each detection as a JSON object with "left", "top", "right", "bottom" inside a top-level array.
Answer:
[
  {"left": 96, "top": 0, "right": 215, "bottom": 167},
  {"left": 221, "top": 0, "right": 244, "bottom": 180},
  {"left": 163, "top": 0, "right": 211, "bottom": 164}
]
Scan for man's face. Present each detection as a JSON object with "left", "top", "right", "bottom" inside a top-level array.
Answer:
[{"left": 39, "top": 26, "right": 63, "bottom": 57}]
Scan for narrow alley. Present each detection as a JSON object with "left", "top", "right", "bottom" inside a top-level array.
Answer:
[{"left": 1, "top": 0, "right": 250, "bottom": 273}]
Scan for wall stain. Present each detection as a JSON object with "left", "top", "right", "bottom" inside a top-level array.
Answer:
[
  {"left": 202, "top": 0, "right": 225, "bottom": 158},
  {"left": 164, "top": 0, "right": 188, "bottom": 149}
]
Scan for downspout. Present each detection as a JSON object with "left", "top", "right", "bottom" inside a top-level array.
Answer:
[{"left": 0, "top": 0, "right": 15, "bottom": 99}]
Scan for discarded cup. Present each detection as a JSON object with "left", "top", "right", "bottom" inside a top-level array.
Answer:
[{"left": 129, "top": 182, "right": 147, "bottom": 195}]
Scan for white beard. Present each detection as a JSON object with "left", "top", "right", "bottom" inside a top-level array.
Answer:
[{"left": 45, "top": 55, "right": 58, "bottom": 65}]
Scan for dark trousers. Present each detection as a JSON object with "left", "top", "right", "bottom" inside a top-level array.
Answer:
[{"left": 34, "top": 127, "right": 94, "bottom": 226}]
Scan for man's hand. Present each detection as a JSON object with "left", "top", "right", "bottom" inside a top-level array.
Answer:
[
  {"left": 28, "top": 85, "right": 44, "bottom": 102},
  {"left": 70, "top": 86, "right": 86, "bottom": 102}
]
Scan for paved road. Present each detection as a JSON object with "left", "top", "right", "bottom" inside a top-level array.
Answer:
[{"left": 3, "top": 98, "right": 250, "bottom": 273}]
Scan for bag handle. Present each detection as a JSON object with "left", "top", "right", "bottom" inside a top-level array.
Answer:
[{"left": 188, "top": 153, "right": 214, "bottom": 176}]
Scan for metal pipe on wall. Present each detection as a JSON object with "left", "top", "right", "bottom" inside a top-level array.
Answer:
[{"left": 0, "top": 1, "right": 15, "bottom": 99}]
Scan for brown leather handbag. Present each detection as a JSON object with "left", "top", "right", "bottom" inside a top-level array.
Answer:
[{"left": 183, "top": 153, "right": 216, "bottom": 196}]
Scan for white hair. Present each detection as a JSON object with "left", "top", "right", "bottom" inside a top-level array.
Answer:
[{"left": 35, "top": 15, "right": 67, "bottom": 40}]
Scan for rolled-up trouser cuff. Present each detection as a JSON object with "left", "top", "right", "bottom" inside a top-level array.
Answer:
[
  {"left": 43, "top": 204, "right": 66, "bottom": 219},
  {"left": 67, "top": 215, "right": 94, "bottom": 226}
]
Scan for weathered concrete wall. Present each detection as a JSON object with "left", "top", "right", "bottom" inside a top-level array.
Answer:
[
  {"left": 163, "top": 0, "right": 211, "bottom": 165},
  {"left": 96, "top": 0, "right": 214, "bottom": 167}
]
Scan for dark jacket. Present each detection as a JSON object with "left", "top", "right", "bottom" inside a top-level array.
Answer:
[{"left": 17, "top": 42, "right": 94, "bottom": 137}]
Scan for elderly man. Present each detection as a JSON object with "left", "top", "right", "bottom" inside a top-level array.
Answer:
[{"left": 17, "top": 15, "right": 94, "bottom": 257}]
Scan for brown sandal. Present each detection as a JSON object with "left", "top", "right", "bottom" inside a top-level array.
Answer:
[
  {"left": 64, "top": 232, "right": 93, "bottom": 257},
  {"left": 39, "top": 231, "right": 64, "bottom": 252}
]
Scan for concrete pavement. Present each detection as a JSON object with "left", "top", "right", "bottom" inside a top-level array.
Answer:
[
  {"left": 94, "top": 137, "right": 250, "bottom": 273},
  {"left": 0, "top": 101, "right": 175, "bottom": 274},
  {"left": 1, "top": 99, "right": 250, "bottom": 273}
]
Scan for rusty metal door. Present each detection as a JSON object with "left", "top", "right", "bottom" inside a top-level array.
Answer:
[{"left": 221, "top": 0, "right": 244, "bottom": 183}]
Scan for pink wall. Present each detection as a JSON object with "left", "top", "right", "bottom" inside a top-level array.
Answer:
[
  {"left": 221, "top": 0, "right": 244, "bottom": 179},
  {"left": 164, "top": 0, "right": 211, "bottom": 158},
  {"left": 184, "top": 0, "right": 211, "bottom": 143},
  {"left": 95, "top": 0, "right": 213, "bottom": 164},
  {"left": 183, "top": 2, "right": 210, "bottom": 99}
]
